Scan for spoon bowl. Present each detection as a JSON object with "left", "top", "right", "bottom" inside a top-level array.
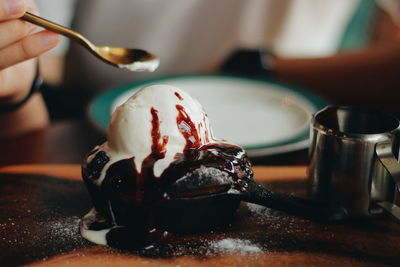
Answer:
[{"left": 21, "top": 12, "right": 159, "bottom": 71}]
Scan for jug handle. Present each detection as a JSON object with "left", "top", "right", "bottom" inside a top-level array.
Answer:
[{"left": 375, "top": 141, "right": 400, "bottom": 221}]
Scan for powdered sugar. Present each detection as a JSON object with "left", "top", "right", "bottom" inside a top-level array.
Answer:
[
  {"left": 246, "top": 203, "right": 276, "bottom": 217},
  {"left": 209, "top": 238, "right": 262, "bottom": 254},
  {"left": 47, "top": 216, "right": 81, "bottom": 239}
]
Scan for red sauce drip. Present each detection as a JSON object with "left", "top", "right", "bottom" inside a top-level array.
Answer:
[
  {"left": 176, "top": 104, "right": 201, "bottom": 150},
  {"left": 150, "top": 107, "right": 169, "bottom": 157},
  {"left": 174, "top": 92, "right": 183, "bottom": 100},
  {"left": 135, "top": 107, "right": 169, "bottom": 204}
]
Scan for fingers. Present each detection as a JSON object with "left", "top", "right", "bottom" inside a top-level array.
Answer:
[
  {"left": 0, "top": 19, "right": 35, "bottom": 49},
  {"left": 0, "top": 0, "right": 40, "bottom": 50},
  {"left": 0, "top": 30, "right": 60, "bottom": 70},
  {"left": 0, "top": 0, "right": 55, "bottom": 70},
  {"left": 0, "top": 0, "right": 26, "bottom": 20}
]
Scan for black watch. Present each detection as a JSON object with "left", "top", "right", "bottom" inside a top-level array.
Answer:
[{"left": 0, "top": 69, "right": 43, "bottom": 113}]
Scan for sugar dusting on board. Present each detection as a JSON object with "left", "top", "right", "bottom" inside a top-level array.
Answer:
[
  {"left": 246, "top": 203, "right": 308, "bottom": 234},
  {"left": 1, "top": 217, "right": 83, "bottom": 246},
  {"left": 47, "top": 216, "right": 81, "bottom": 240},
  {"left": 209, "top": 238, "right": 262, "bottom": 254}
]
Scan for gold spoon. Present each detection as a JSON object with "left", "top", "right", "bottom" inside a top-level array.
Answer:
[{"left": 21, "top": 12, "right": 159, "bottom": 72}]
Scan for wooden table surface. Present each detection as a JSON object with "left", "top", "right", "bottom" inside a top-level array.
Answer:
[
  {"left": 0, "top": 121, "right": 399, "bottom": 266},
  {"left": 0, "top": 164, "right": 399, "bottom": 267}
]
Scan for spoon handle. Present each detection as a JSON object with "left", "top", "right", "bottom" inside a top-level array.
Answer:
[
  {"left": 21, "top": 12, "right": 96, "bottom": 51},
  {"left": 239, "top": 179, "right": 347, "bottom": 222}
]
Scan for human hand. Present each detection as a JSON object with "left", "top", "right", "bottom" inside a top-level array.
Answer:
[{"left": 0, "top": 0, "right": 60, "bottom": 105}]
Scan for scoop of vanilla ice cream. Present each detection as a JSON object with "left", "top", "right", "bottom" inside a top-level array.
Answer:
[{"left": 100, "top": 84, "right": 215, "bottom": 177}]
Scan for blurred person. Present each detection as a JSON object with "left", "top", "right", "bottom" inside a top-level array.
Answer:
[
  {"left": 0, "top": 0, "right": 60, "bottom": 138},
  {"left": 1, "top": 0, "right": 400, "bottom": 138}
]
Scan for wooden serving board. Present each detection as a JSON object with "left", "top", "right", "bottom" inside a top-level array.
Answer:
[{"left": 0, "top": 165, "right": 399, "bottom": 267}]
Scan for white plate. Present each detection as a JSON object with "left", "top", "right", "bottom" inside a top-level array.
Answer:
[{"left": 89, "top": 75, "right": 326, "bottom": 157}]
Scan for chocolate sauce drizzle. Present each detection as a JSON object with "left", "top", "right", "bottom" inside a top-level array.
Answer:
[
  {"left": 174, "top": 92, "right": 183, "bottom": 100},
  {"left": 82, "top": 101, "right": 253, "bottom": 248},
  {"left": 85, "top": 151, "right": 109, "bottom": 180},
  {"left": 150, "top": 107, "right": 169, "bottom": 158},
  {"left": 176, "top": 104, "right": 202, "bottom": 150},
  {"left": 134, "top": 107, "right": 169, "bottom": 204}
]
